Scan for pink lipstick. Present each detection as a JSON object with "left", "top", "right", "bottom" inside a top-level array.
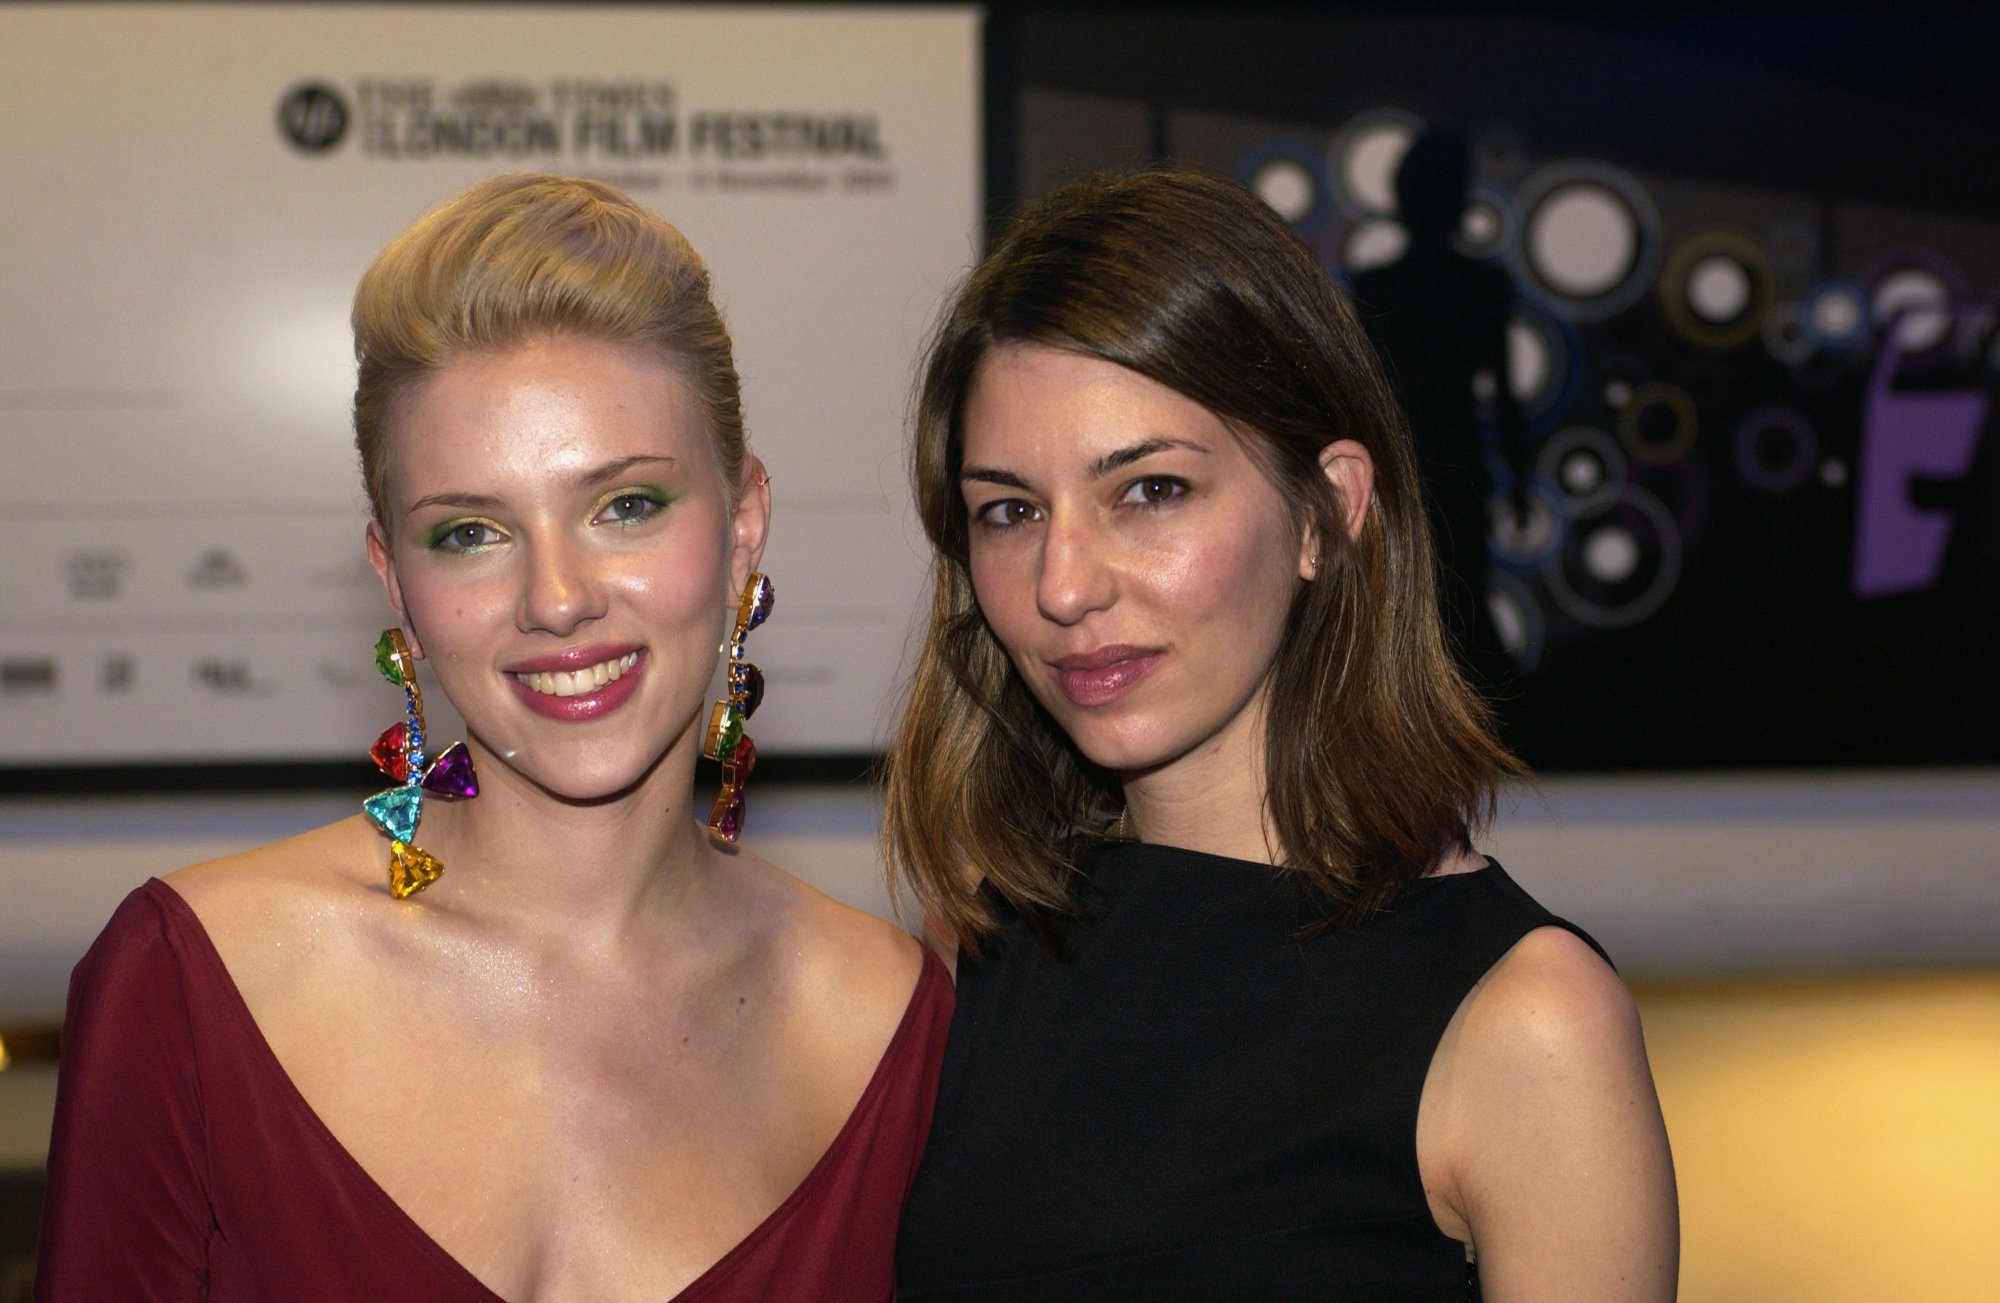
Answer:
[
  {"left": 1049, "top": 645, "right": 1162, "bottom": 708},
  {"left": 504, "top": 645, "right": 645, "bottom": 722}
]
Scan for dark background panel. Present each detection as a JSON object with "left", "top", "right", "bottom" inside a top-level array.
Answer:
[{"left": 993, "top": 4, "right": 2000, "bottom": 769}]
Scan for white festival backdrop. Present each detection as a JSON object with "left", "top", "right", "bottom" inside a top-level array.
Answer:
[{"left": 0, "top": 3, "right": 981, "bottom": 765}]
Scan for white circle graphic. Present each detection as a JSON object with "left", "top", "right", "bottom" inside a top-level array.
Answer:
[
  {"left": 1542, "top": 486, "right": 1682, "bottom": 629},
  {"left": 1507, "top": 318, "right": 1550, "bottom": 402},
  {"left": 1343, "top": 122, "right": 1418, "bottom": 213},
  {"left": 1688, "top": 255, "right": 1752, "bottom": 322},
  {"left": 1872, "top": 267, "right": 1950, "bottom": 353},
  {"left": 1252, "top": 159, "right": 1316, "bottom": 224},
  {"left": 1563, "top": 451, "right": 1603, "bottom": 494},
  {"left": 1583, "top": 526, "right": 1641, "bottom": 582},
  {"left": 1509, "top": 163, "right": 1661, "bottom": 322},
  {"left": 1537, "top": 426, "right": 1626, "bottom": 514},
  {"left": 1811, "top": 288, "right": 1864, "bottom": 341},
  {"left": 1527, "top": 184, "right": 1636, "bottom": 297},
  {"left": 1461, "top": 200, "right": 1501, "bottom": 249},
  {"left": 1484, "top": 570, "right": 1544, "bottom": 671},
  {"left": 1489, "top": 591, "right": 1528, "bottom": 651},
  {"left": 1344, "top": 217, "right": 1410, "bottom": 271}
]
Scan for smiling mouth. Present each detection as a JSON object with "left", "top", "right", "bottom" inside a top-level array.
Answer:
[{"left": 510, "top": 652, "right": 639, "bottom": 698}]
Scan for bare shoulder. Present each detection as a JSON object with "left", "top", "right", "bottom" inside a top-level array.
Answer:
[
  {"left": 1459, "top": 926, "right": 1638, "bottom": 1061},
  {"left": 1437, "top": 926, "right": 1655, "bottom": 1179},
  {"left": 165, "top": 815, "right": 377, "bottom": 916},
  {"left": 723, "top": 853, "right": 927, "bottom": 1064},
  {"left": 161, "top": 815, "right": 382, "bottom": 994},
  {"left": 756, "top": 859, "right": 925, "bottom": 1016},
  {"left": 1426, "top": 925, "right": 1679, "bottom": 1301}
]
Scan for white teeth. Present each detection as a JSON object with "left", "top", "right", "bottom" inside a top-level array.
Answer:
[{"left": 513, "top": 652, "right": 638, "bottom": 698}]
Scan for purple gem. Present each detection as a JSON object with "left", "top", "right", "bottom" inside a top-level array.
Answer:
[
  {"left": 420, "top": 741, "right": 479, "bottom": 799},
  {"left": 713, "top": 787, "right": 745, "bottom": 841},
  {"left": 740, "top": 663, "right": 764, "bottom": 718},
  {"left": 744, "top": 574, "right": 774, "bottom": 632}
]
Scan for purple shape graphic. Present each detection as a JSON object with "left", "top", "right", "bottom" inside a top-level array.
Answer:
[{"left": 1853, "top": 322, "right": 1989, "bottom": 597}]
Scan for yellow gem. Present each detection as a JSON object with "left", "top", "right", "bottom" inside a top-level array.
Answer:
[{"left": 389, "top": 841, "right": 443, "bottom": 899}]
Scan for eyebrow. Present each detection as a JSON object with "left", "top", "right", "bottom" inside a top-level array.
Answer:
[
  {"left": 404, "top": 454, "right": 678, "bottom": 515},
  {"left": 960, "top": 437, "right": 1206, "bottom": 489}
]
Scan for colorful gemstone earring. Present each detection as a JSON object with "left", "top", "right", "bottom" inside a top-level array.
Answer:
[
  {"left": 365, "top": 629, "right": 478, "bottom": 898},
  {"left": 704, "top": 572, "right": 773, "bottom": 842}
]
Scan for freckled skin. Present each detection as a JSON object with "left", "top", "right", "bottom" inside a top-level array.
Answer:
[
  {"left": 368, "top": 336, "right": 738, "bottom": 807},
  {"left": 961, "top": 344, "right": 1314, "bottom": 796}
]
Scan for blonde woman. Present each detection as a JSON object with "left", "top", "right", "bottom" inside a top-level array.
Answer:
[{"left": 40, "top": 175, "right": 948, "bottom": 1302}]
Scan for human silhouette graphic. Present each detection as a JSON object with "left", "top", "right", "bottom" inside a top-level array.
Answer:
[{"left": 1349, "top": 130, "right": 1531, "bottom": 690}]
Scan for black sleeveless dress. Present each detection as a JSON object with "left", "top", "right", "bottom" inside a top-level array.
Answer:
[{"left": 896, "top": 843, "right": 1607, "bottom": 1301}]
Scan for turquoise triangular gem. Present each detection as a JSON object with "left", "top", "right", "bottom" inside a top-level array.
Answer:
[{"left": 364, "top": 786, "right": 424, "bottom": 844}]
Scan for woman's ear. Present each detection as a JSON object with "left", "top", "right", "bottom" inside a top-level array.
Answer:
[
  {"left": 365, "top": 521, "right": 424, "bottom": 659},
  {"left": 1299, "top": 439, "right": 1376, "bottom": 579},
  {"left": 728, "top": 455, "right": 773, "bottom": 597}
]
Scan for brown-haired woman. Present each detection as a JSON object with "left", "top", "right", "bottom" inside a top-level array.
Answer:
[
  {"left": 38, "top": 175, "right": 948, "bottom": 1301},
  {"left": 887, "top": 168, "right": 1677, "bottom": 1301}
]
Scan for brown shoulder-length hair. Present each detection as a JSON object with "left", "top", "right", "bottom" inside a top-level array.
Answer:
[{"left": 882, "top": 167, "right": 1522, "bottom": 952}]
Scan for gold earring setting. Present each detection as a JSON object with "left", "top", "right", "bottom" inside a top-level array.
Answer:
[{"left": 704, "top": 573, "right": 773, "bottom": 842}]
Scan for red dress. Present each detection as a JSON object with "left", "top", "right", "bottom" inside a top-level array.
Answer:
[{"left": 36, "top": 879, "right": 952, "bottom": 1301}]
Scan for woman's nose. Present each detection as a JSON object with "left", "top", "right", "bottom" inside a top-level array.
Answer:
[
  {"left": 516, "top": 534, "right": 607, "bottom": 636},
  {"left": 1035, "top": 512, "right": 1116, "bottom": 626}
]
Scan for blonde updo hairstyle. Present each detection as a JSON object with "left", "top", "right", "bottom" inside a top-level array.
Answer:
[{"left": 352, "top": 173, "right": 745, "bottom": 530}]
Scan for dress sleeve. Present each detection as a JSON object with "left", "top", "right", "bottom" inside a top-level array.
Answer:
[{"left": 36, "top": 884, "right": 212, "bottom": 1300}]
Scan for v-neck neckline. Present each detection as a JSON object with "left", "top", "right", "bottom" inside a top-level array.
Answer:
[{"left": 147, "top": 877, "right": 940, "bottom": 1302}]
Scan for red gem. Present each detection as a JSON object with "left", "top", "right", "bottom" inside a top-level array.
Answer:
[
  {"left": 726, "top": 734, "right": 757, "bottom": 781},
  {"left": 369, "top": 721, "right": 410, "bottom": 780},
  {"left": 740, "top": 663, "right": 764, "bottom": 719}
]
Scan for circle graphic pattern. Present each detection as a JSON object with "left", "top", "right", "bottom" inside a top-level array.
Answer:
[
  {"left": 1486, "top": 477, "right": 1568, "bottom": 573},
  {"left": 1799, "top": 278, "right": 1869, "bottom": 354},
  {"left": 1659, "top": 227, "right": 1776, "bottom": 351},
  {"left": 1328, "top": 108, "right": 1425, "bottom": 215},
  {"left": 1504, "top": 299, "right": 1585, "bottom": 433},
  {"left": 1761, "top": 301, "right": 1815, "bottom": 365},
  {"left": 1455, "top": 181, "right": 1522, "bottom": 261},
  {"left": 1733, "top": 407, "right": 1819, "bottom": 493},
  {"left": 1615, "top": 382, "right": 1699, "bottom": 465},
  {"left": 1542, "top": 486, "right": 1683, "bottom": 629},
  {"left": 1509, "top": 161, "right": 1663, "bottom": 322},
  {"left": 1536, "top": 425, "right": 1627, "bottom": 514},
  {"left": 276, "top": 82, "right": 350, "bottom": 154},
  {"left": 1866, "top": 250, "right": 1965, "bottom": 370},
  {"left": 1344, "top": 216, "right": 1409, "bottom": 272},
  {"left": 1484, "top": 570, "right": 1545, "bottom": 672},
  {"left": 1237, "top": 140, "right": 1333, "bottom": 232}
]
